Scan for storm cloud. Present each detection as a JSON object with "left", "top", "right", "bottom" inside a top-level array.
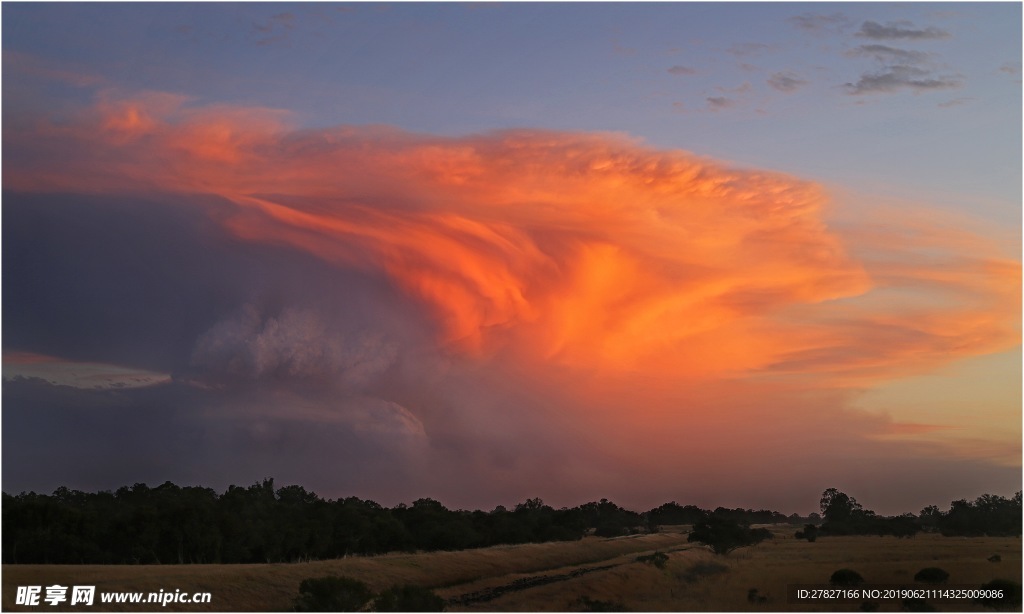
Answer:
[{"left": 3, "top": 90, "right": 1019, "bottom": 513}]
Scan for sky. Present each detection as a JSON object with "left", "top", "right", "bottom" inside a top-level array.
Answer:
[{"left": 2, "top": 2, "right": 1021, "bottom": 516}]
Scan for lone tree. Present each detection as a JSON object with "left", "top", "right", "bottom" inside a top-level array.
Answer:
[{"left": 687, "top": 514, "right": 772, "bottom": 555}]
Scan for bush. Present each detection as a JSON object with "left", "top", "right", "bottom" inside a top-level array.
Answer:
[
  {"left": 830, "top": 569, "right": 864, "bottom": 587},
  {"left": 687, "top": 515, "right": 771, "bottom": 555},
  {"left": 681, "top": 561, "right": 729, "bottom": 583},
  {"left": 913, "top": 567, "right": 949, "bottom": 584},
  {"left": 975, "top": 579, "right": 1023, "bottom": 611},
  {"left": 294, "top": 576, "right": 373, "bottom": 612},
  {"left": 571, "top": 595, "right": 628, "bottom": 612},
  {"left": 374, "top": 584, "right": 445, "bottom": 612},
  {"left": 635, "top": 551, "right": 669, "bottom": 569},
  {"left": 747, "top": 588, "right": 767, "bottom": 604}
]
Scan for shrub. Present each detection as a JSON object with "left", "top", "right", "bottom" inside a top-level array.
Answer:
[
  {"left": 913, "top": 567, "right": 949, "bottom": 584},
  {"left": 635, "top": 551, "right": 669, "bottom": 569},
  {"left": 374, "top": 584, "right": 445, "bottom": 612},
  {"left": 747, "top": 588, "right": 767, "bottom": 604},
  {"left": 681, "top": 561, "right": 729, "bottom": 583},
  {"left": 571, "top": 595, "right": 628, "bottom": 612},
  {"left": 975, "top": 579, "right": 1022, "bottom": 611},
  {"left": 294, "top": 576, "right": 373, "bottom": 612},
  {"left": 830, "top": 569, "right": 864, "bottom": 587}
]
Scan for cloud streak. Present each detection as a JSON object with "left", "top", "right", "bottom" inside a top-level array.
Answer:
[
  {"left": 856, "top": 20, "right": 951, "bottom": 41},
  {"left": 846, "top": 65, "right": 962, "bottom": 95}
]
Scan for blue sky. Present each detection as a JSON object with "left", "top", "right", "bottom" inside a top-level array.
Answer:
[{"left": 5, "top": 2, "right": 1020, "bottom": 222}]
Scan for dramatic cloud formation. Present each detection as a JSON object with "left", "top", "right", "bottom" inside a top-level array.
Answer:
[
  {"left": 856, "top": 20, "right": 951, "bottom": 41},
  {"left": 3, "top": 89, "right": 1019, "bottom": 512}
]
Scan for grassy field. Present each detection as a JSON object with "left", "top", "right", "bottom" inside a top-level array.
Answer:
[{"left": 3, "top": 527, "right": 1019, "bottom": 612}]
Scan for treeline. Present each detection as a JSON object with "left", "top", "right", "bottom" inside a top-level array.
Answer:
[
  {"left": 6, "top": 481, "right": 1018, "bottom": 564},
  {"left": 1, "top": 479, "right": 804, "bottom": 564},
  {"left": 814, "top": 488, "right": 1022, "bottom": 539}
]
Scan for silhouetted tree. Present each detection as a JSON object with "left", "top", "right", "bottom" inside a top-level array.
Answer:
[{"left": 687, "top": 513, "right": 771, "bottom": 555}]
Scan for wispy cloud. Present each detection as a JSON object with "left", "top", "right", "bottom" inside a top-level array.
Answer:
[
  {"left": 846, "top": 44, "right": 930, "bottom": 64},
  {"left": 767, "top": 72, "right": 807, "bottom": 93},
  {"left": 705, "top": 96, "right": 735, "bottom": 111},
  {"left": 726, "top": 42, "right": 778, "bottom": 58},
  {"left": 788, "top": 12, "right": 852, "bottom": 33},
  {"left": 856, "top": 20, "right": 951, "bottom": 41},
  {"left": 667, "top": 65, "right": 697, "bottom": 76},
  {"left": 253, "top": 12, "right": 295, "bottom": 46},
  {"left": 846, "top": 65, "right": 962, "bottom": 95},
  {"left": 3, "top": 352, "right": 171, "bottom": 390},
  {"left": 937, "top": 97, "right": 973, "bottom": 109}
]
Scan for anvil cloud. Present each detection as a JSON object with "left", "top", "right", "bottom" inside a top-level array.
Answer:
[{"left": 3, "top": 89, "right": 1019, "bottom": 513}]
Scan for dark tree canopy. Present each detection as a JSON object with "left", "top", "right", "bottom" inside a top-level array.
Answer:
[{"left": 687, "top": 513, "right": 772, "bottom": 555}]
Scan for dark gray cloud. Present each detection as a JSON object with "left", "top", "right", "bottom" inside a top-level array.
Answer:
[
  {"left": 856, "top": 20, "right": 951, "bottom": 40},
  {"left": 767, "top": 71, "right": 807, "bottom": 92},
  {"left": 847, "top": 44, "right": 930, "bottom": 64},
  {"left": 846, "top": 65, "right": 962, "bottom": 95}
]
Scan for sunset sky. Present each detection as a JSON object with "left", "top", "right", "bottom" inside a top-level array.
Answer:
[{"left": 3, "top": 2, "right": 1020, "bottom": 516}]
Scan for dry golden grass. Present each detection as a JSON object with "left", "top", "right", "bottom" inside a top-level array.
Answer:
[{"left": 2, "top": 527, "right": 1019, "bottom": 612}]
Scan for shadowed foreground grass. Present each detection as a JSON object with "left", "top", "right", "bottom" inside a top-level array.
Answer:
[{"left": 2, "top": 527, "right": 1019, "bottom": 612}]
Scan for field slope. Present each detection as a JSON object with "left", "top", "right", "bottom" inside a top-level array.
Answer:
[{"left": 2, "top": 527, "right": 1019, "bottom": 611}]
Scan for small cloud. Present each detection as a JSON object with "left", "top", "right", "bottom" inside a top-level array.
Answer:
[
  {"left": 999, "top": 62, "right": 1022, "bottom": 83},
  {"left": 856, "top": 20, "right": 951, "bottom": 40},
  {"left": 612, "top": 41, "right": 637, "bottom": 56},
  {"left": 846, "top": 65, "right": 962, "bottom": 95},
  {"left": 847, "top": 44, "right": 930, "bottom": 65},
  {"left": 716, "top": 82, "right": 752, "bottom": 95},
  {"left": 937, "top": 97, "right": 973, "bottom": 109},
  {"left": 999, "top": 61, "right": 1022, "bottom": 75},
  {"left": 767, "top": 72, "right": 807, "bottom": 92},
  {"left": 706, "top": 96, "right": 734, "bottom": 111},
  {"left": 667, "top": 65, "right": 697, "bottom": 76},
  {"left": 727, "top": 42, "right": 777, "bottom": 58},
  {"left": 671, "top": 101, "right": 687, "bottom": 112},
  {"left": 253, "top": 12, "right": 295, "bottom": 45},
  {"left": 789, "top": 12, "right": 852, "bottom": 33}
]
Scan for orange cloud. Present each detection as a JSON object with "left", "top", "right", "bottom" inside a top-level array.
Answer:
[{"left": 5, "top": 92, "right": 1018, "bottom": 385}]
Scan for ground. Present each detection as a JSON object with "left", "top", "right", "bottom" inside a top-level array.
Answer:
[{"left": 3, "top": 527, "right": 1019, "bottom": 611}]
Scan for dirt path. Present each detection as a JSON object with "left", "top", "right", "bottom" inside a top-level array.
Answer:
[
  {"left": 445, "top": 543, "right": 700, "bottom": 607},
  {"left": 447, "top": 563, "right": 622, "bottom": 606}
]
